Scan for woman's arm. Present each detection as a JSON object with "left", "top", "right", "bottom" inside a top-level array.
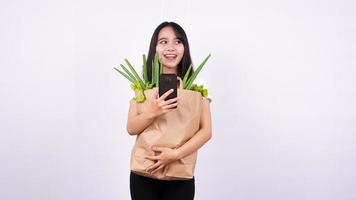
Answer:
[
  {"left": 126, "top": 99, "right": 155, "bottom": 136},
  {"left": 145, "top": 98, "right": 212, "bottom": 173},
  {"left": 126, "top": 88, "right": 179, "bottom": 136}
]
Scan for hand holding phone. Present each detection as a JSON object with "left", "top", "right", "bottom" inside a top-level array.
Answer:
[
  {"left": 159, "top": 74, "right": 178, "bottom": 109},
  {"left": 145, "top": 87, "right": 178, "bottom": 119}
]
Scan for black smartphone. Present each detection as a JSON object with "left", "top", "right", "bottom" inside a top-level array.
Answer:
[{"left": 159, "top": 73, "right": 178, "bottom": 108}]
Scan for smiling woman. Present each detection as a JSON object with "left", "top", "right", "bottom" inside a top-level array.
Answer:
[
  {"left": 156, "top": 26, "right": 185, "bottom": 74},
  {"left": 146, "top": 22, "right": 194, "bottom": 84},
  {"left": 126, "top": 22, "right": 212, "bottom": 200}
]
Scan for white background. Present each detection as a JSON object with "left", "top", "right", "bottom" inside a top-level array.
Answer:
[{"left": 1, "top": 0, "right": 355, "bottom": 199}]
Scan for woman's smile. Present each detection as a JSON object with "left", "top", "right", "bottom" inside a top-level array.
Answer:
[{"left": 156, "top": 26, "right": 184, "bottom": 73}]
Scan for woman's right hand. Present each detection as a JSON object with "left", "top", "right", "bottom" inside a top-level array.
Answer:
[{"left": 145, "top": 88, "right": 179, "bottom": 119}]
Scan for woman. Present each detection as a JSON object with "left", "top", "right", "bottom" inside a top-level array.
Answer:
[{"left": 126, "top": 21, "right": 212, "bottom": 200}]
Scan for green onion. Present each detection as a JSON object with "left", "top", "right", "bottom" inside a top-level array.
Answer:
[
  {"left": 185, "top": 54, "right": 211, "bottom": 89},
  {"left": 151, "top": 59, "right": 156, "bottom": 87},
  {"left": 142, "top": 54, "right": 148, "bottom": 84},
  {"left": 125, "top": 58, "right": 145, "bottom": 89},
  {"left": 182, "top": 63, "right": 192, "bottom": 88},
  {"left": 114, "top": 53, "right": 211, "bottom": 102},
  {"left": 120, "top": 64, "right": 136, "bottom": 82},
  {"left": 153, "top": 52, "right": 160, "bottom": 87},
  {"left": 113, "top": 67, "right": 135, "bottom": 83}
]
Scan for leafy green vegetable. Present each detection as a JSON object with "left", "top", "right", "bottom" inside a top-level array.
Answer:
[
  {"left": 153, "top": 53, "right": 160, "bottom": 88},
  {"left": 114, "top": 53, "right": 211, "bottom": 102},
  {"left": 130, "top": 80, "right": 145, "bottom": 102},
  {"left": 184, "top": 54, "right": 211, "bottom": 89},
  {"left": 113, "top": 67, "right": 135, "bottom": 83},
  {"left": 125, "top": 58, "right": 145, "bottom": 90},
  {"left": 142, "top": 54, "right": 148, "bottom": 84},
  {"left": 189, "top": 83, "right": 209, "bottom": 98},
  {"left": 182, "top": 63, "right": 192, "bottom": 87},
  {"left": 120, "top": 64, "right": 136, "bottom": 82}
]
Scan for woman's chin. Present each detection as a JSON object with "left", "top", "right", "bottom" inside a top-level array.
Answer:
[{"left": 162, "top": 63, "right": 178, "bottom": 69}]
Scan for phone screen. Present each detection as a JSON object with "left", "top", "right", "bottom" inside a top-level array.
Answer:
[{"left": 159, "top": 74, "right": 178, "bottom": 108}]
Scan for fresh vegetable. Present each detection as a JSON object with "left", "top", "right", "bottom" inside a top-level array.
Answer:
[
  {"left": 189, "top": 83, "right": 209, "bottom": 98},
  {"left": 184, "top": 54, "right": 211, "bottom": 89},
  {"left": 131, "top": 79, "right": 145, "bottom": 102},
  {"left": 114, "top": 53, "right": 211, "bottom": 102}
]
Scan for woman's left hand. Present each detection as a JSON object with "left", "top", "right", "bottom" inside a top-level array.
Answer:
[{"left": 145, "top": 146, "right": 179, "bottom": 174}]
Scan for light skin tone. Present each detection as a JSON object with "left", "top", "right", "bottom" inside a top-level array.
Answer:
[
  {"left": 155, "top": 26, "right": 184, "bottom": 74},
  {"left": 126, "top": 26, "right": 212, "bottom": 174}
]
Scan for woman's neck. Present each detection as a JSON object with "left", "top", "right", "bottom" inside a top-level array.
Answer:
[{"left": 162, "top": 66, "right": 177, "bottom": 74}]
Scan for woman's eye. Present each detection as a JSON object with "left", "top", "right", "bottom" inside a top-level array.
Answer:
[
  {"left": 175, "top": 40, "right": 182, "bottom": 44},
  {"left": 159, "top": 40, "right": 167, "bottom": 44}
]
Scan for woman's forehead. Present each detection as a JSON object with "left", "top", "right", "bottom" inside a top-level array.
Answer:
[{"left": 158, "top": 26, "right": 177, "bottom": 39}]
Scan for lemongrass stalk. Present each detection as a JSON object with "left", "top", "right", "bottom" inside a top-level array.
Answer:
[
  {"left": 125, "top": 58, "right": 145, "bottom": 89},
  {"left": 185, "top": 54, "right": 211, "bottom": 89},
  {"left": 182, "top": 63, "right": 192, "bottom": 88},
  {"left": 142, "top": 54, "right": 148, "bottom": 84},
  {"left": 113, "top": 67, "right": 135, "bottom": 83},
  {"left": 152, "top": 59, "right": 156, "bottom": 87},
  {"left": 120, "top": 64, "right": 136, "bottom": 81},
  {"left": 154, "top": 52, "right": 160, "bottom": 87},
  {"left": 148, "top": 82, "right": 154, "bottom": 89},
  {"left": 158, "top": 58, "right": 163, "bottom": 88}
]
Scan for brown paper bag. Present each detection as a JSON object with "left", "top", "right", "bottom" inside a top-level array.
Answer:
[{"left": 130, "top": 77, "right": 203, "bottom": 180}]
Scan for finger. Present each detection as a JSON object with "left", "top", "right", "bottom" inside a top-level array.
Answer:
[
  {"left": 145, "top": 155, "right": 160, "bottom": 161},
  {"left": 158, "top": 97, "right": 178, "bottom": 108},
  {"left": 161, "top": 97, "right": 179, "bottom": 106},
  {"left": 162, "top": 102, "right": 178, "bottom": 110},
  {"left": 159, "top": 89, "right": 174, "bottom": 101},
  {"left": 152, "top": 88, "right": 159, "bottom": 99},
  {"left": 157, "top": 96, "right": 178, "bottom": 108},
  {"left": 152, "top": 146, "right": 165, "bottom": 152},
  {"left": 151, "top": 164, "right": 165, "bottom": 174},
  {"left": 146, "top": 162, "right": 161, "bottom": 173}
]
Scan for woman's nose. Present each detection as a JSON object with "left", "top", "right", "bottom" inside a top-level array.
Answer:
[
  {"left": 165, "top": 42, "right": 176, "bottom": 51},
  {"left": 166, "top": 45, "right": 175, "bottom": 51}
]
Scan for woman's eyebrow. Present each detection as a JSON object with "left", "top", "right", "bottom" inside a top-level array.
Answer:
[
  {"left": 158, "top": 37, "right": 167, "bottom": 41},
  {"left": 158, "top": 37, "right": 180, "bottom": 41}
]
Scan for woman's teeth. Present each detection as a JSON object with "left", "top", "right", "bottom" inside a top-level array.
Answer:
[{"left": 164, "top": 54, "right": 177, "bottom": 60}]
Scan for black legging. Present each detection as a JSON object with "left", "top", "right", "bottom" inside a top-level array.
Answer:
[{"left": 130, "top": 171, "right": 195, "bottom": 200}]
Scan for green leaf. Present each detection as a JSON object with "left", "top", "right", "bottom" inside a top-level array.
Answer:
[
  {"left": 120, "top": 64, "right": 136, "bottom": 81},
  {"left": 185, "top": 54, "right": 211, "bottom": 89},
  {"left": 130, "top": 80, "right": 146, "bottom": 102},
  {"left": 113, "top": 67, "right": 135, "bottom": 83},
  {"left": 125, "top": 58, "right": 146, "bottom": 90},
  {"left": 158, "top": 58, "right": 163, "bottom": 88},
  {"left": 148, "top": 82, "right": 154, "bottom": 89},
  {"left": 182, "top": 63, "right": 192, "bottom": 88},
  {"left": 142, "top": 54, "right": 148, "bottom": 84},
  {"left": 153, "top": 52, "right": 160, "bottom": 87},
  {"left": 189, "top": 83, "right": 209, "bottom": 98},
  {"left": 152, "top": 59, "right": 156, "bottom": 87}
]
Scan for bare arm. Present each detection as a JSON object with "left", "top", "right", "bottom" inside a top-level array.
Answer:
[
  {"left": 126, "top": 99, "right": 156, "bottom": 135},
  {"left": 145, "top": 98, "right": 212, "bottom": 173},
  {"left": 126, "top": 88, "right": 179, "bottom": 136}
]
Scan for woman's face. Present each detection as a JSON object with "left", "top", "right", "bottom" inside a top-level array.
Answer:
[{"left": 156, "top": 26, "right": 184, "bottom": 73}]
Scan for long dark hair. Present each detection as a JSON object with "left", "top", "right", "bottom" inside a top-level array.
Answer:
[{"left": 146, "top": 21, "right": 194, "bottom": 82}]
